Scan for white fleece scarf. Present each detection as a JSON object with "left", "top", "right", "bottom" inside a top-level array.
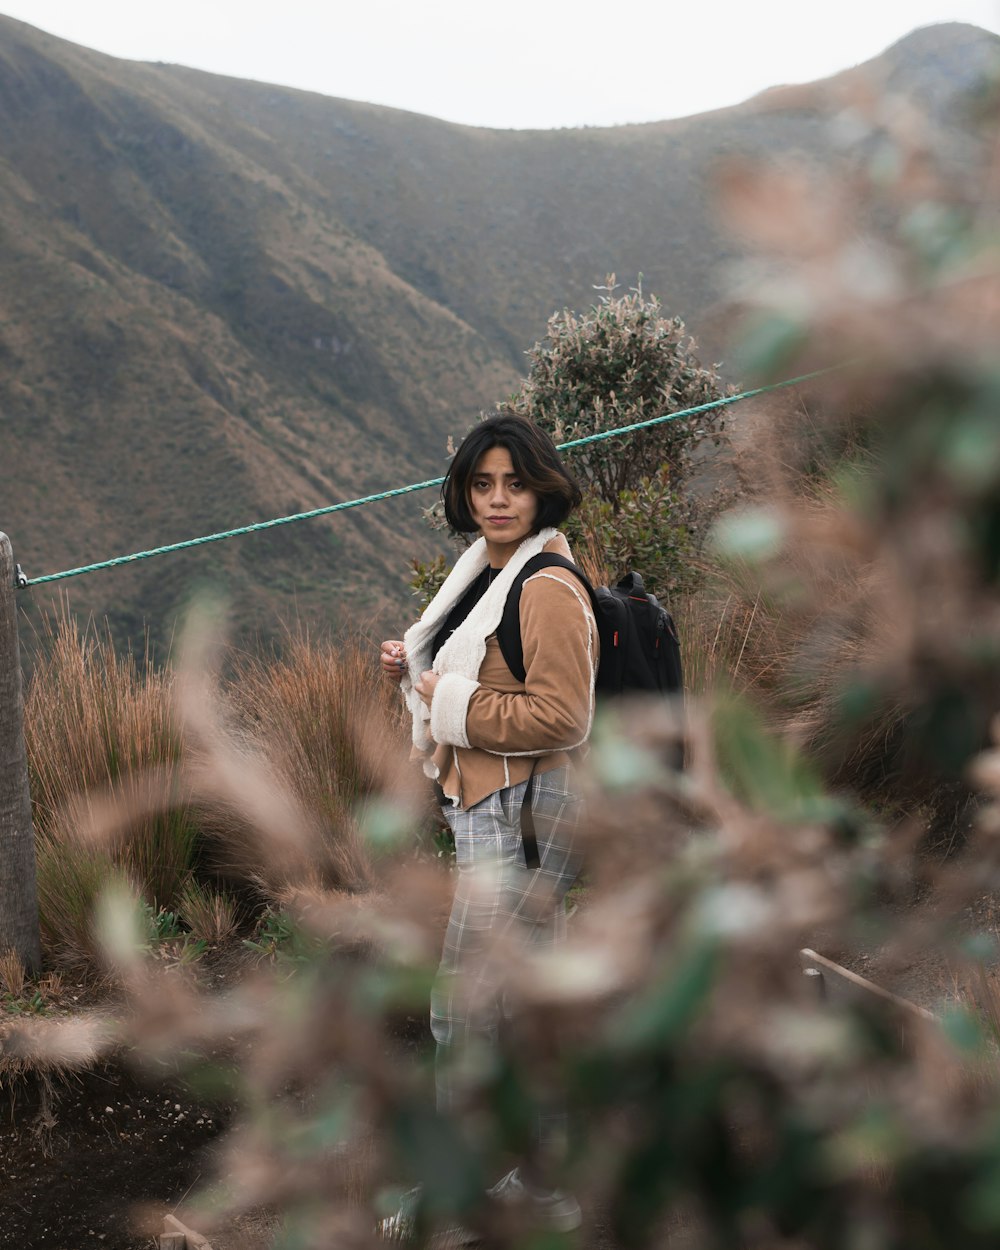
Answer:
[{"left": 401, "top": 526, "right": 558, "bottom": 755}]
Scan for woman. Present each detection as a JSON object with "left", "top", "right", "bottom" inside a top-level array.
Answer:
[{"left": 380, "top": 413, "right": 598, "bottom": 1235}]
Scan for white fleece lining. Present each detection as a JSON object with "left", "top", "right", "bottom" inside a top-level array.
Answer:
[
  {"left": 399, "top": 526, "right": 558, "bottom": 760},
  {"left": 479, "top": 571, "right": 598, "bottom": 759},
  {"left": 444, "top": 749, "right": 463, "bottom": 806},
  {"left": 430, "top": 672, "right": 478, "bottom": 749}
]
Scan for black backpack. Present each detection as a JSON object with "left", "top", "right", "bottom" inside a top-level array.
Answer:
[
  {"left": 495, "top": 552, "right": 685, "bottom": 865},
  {"left": 496, "top": 553, "right": 683, "bottom": 699},
  {"left": 497, "top": 554, "right": 684, "bottom": 869}
]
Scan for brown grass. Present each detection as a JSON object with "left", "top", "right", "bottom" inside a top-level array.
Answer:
[
  {"left": 223, "top": 628, "right": 412, "bottom": 896},
  {"left": 22, "top": 612, "right": 413, "bottom": 968},
  {"left": 176, "top": 877, "right": 241, "bottom": 945},
  {"left": 24, "top": 616, "right": 197, "bottom": 965},
  {"left": 0, "top": 948, "right": 26, "bottom": 997},
  {"left": 675, "top": 560, "right": 778, "bottom": 698}
]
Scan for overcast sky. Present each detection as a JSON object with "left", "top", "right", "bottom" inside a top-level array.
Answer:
[{"left": 3, "top": 1, "right": 999, "bottom": 129}]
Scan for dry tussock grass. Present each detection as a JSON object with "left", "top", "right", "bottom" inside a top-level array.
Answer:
[
  {"left": 224, "top": 628, "right": 411, "bottom": 895},
  {"left": 22, "top": 609, "right": 415, "bottom": 969},
  {"left": 0, "top": 947, "right": 26, "bottom": 997},
  {"left": 24, "top": 617, "right": 196, "bottom": 965},
  {"left": 176, "top": 877, "right": 241, "bottom": 945},
  {"left": 675, "top": 560, "right": 777, "bottom": 697}
]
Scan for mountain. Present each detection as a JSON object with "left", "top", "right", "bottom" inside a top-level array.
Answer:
[{"left": 0, "top": 16, "right": 995, "bottom": 651}]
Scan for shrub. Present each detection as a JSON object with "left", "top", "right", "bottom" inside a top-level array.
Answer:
[
  {"left": 510, "top": 278, "right": 728, "bottom": 505},
  {"left": 411, "top": 280, "right": 732, "bottom": 604},
  {"left": 508, "top": 278, "right": 731, "bottom": 593},
  {"left": 561, "top": 466, "right": 698, "bottom": 594}
]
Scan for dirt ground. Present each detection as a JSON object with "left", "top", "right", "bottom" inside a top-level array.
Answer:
[
  {"left": 0, "top": 1055, "right": 667, "bottom": 1250},
  {"left": 0, "top": 943, "right": 251, "bottom": 1250},
  {"left": 0, "top": 1060, "right": 231, "bottom": 1250},
  {"left": 0, "top": 1037, "right": 652, "bottom": 1250},
  {"left": 0, "top": 1054, "right": 635, "bottom": 1250}
]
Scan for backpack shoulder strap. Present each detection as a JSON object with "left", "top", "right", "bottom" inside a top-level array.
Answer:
[{"left": 496, "top": 553, "right": 595, "bottom": 683}]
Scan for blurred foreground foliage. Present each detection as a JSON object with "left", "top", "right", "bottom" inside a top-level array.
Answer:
[{"left": 8, "top": 66, "right": 1000, "bottom": 1250}]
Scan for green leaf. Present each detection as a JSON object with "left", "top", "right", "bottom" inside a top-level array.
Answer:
[
  {"left": 710, "top": 507, "right": 785, "bottom": 563},
  {"left": 712, "top": 691, "right": 827, "bottom": 821},
  {"left": 960, "top": 932, "right": 998, "bottom": 963},
  {"left": 393, "top": 1100, "right": 485, "bottom": 1215},
  {"left": 589, "top": 713, "right": 669, "bottom": 790},
  {"left": 834, "top": 679, "right": 882, "bottom": 732},
  {"left": 358, "top": 964, "right": 437, "bottom": 1013},
  {"left": 613, "top": 938, "right": 718, "bottom": 1051},
  {"left": 939, "top": 1005, "right": 988, "bottom": 1056},
  {"left": 357, "top": 797, "right": 414, "bottom": 854},
  {"left": 733, "top": 311, "right": 808, "bottom": 379}
]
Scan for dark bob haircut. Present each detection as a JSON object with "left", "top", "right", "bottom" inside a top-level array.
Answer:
[{"left": 443, "top": 412, "right": 582, "bottom": 535}]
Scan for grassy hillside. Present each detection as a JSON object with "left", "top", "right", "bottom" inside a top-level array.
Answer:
[{"left": 0, "top": 15, "right": 994, "bottom": 650}]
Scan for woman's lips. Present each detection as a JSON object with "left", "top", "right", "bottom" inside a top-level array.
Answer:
[{"left": 487, "top": 517, "right": 514, "bottom": 525}]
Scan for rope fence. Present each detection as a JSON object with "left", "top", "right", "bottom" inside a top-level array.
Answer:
[{"left": 16, "top": 364, "right": 843, "bottom": 590}]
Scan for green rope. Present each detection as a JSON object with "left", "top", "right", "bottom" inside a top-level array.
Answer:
[
  {"left": 555, "top": 365, "right": 841, "bottom": 452},
  {"left": 21, "top": 364, "right": 839, "bottom": 588},
  {"left": 23, "top": 475, "right": 447, "bottom": 587}
]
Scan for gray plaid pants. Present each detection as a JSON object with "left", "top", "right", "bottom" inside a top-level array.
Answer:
[{"left": 431, "top": 765, "right": 583, "bottom": 1145}]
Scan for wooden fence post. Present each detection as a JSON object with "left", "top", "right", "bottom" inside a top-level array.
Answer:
[{"left": 0, "top": 532, "right": 41, "bottom": 975}]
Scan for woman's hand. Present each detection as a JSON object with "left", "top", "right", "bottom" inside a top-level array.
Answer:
[
  {"left": 380, "top": 639, "right": 408, "bottom": 683},
  {"left": 414, "top": 670, "right": 440, "bottom": 708}
]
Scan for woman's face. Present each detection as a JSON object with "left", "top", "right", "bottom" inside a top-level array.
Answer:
[{"left": 468, "top": 445, "right": 539, "bottom": 550}]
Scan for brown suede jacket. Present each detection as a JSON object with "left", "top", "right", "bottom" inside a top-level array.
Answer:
[{"left": 428, "top": 533, "right": 599, "bottom": 809}]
